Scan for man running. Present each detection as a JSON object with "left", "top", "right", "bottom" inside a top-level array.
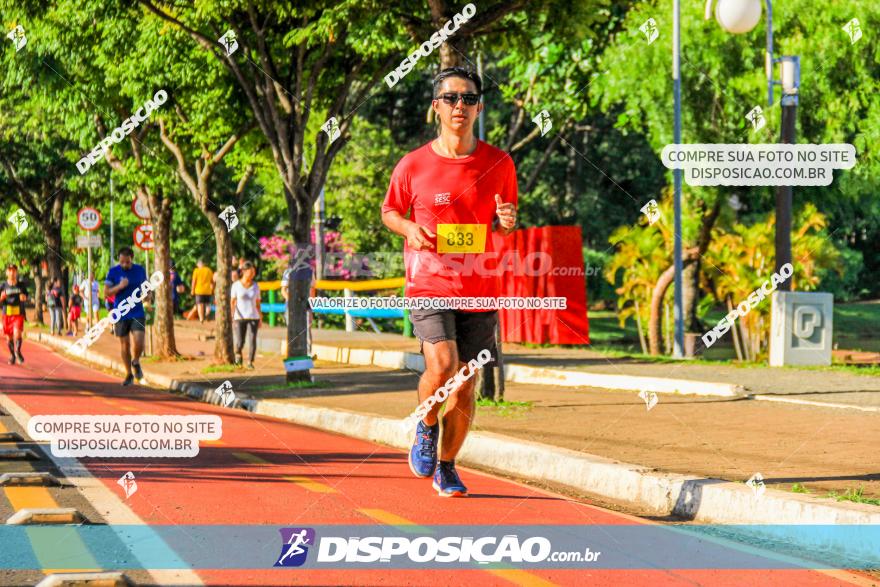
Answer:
[
  {"left": 104, "top": 247, "right": 148, "bottom": 386},
  {"left": 0, "top": 264, "right": 28, "bottom": 365},
  {"left": 381, "top": 67, "right": 518, "bottom": 497}
]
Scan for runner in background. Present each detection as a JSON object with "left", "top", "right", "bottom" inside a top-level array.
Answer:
[
  {"left": 381, "top": 67, "right": 518, "bottom": 497},
  {"left": 46, "top": 278, "right": 65, "bottom": 336},
  {"left": 231, "top": 261, "right": 261, "bottom": 369},
  {"left": 190, "top": 259, "right": 214, "bottom": 323},
  {"left": 67, "top": 285, "right": 83, "bottom": 337},
  {"left": 169, "top": 261, "right": 185, "bottom": 315},
  {"left": 0, "top": 264, "right": 28, "bottom": 365},
  {"left": 105, "top": 247, "right": 149, "bottom": 386},
  {"left": 80, "top": 271, "right": 100, "bottom": 319}
]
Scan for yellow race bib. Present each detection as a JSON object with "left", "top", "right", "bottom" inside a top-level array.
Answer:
[
  {"left": 436, "top": 224, "right": 487, "bottom": 254},
  {"left": 6, "top": 305, "right": 19, "bottom": 316}
]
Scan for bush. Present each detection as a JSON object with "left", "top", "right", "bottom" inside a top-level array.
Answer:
[{"left": 817, "top": 246, "right": 867, "bottom": 302}]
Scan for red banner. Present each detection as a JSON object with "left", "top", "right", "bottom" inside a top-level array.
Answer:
[{"left": 491, "top": 226, "right": 589, "bottom": 345}]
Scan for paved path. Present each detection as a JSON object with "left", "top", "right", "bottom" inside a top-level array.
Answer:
[{"left": 0, "top": 340, "right": 873, "bottom": 586}]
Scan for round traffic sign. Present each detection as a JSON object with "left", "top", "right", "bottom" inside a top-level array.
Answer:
[
  {"left": 77, "top": 207, "right": 102, "bottom": 231},
  {"left": 133, "top": 224, "right": 154, "bottom": 250},
  {"left": 131, "top": 196, "right": 151, "bottom": 220}
]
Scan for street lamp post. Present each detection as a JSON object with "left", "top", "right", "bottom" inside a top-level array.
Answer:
[
  {"left": 706, "top": 0, "right": 800, "bottom": 289},
  {"left": 672, "top": 0, "right": 684, "bottom": 358}
]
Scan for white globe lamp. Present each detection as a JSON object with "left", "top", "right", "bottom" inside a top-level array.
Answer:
[{"left": 714, "top": 0, "right": 762, "bottom": 34}]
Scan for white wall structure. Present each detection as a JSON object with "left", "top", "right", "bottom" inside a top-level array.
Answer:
[{"left": 770, "top": 292, "right": 833, "bottom": 366}]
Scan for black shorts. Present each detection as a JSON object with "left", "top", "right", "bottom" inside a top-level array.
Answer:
[
  {"left": 410, "top": 309, "right": 497, "bottom": 364},
  {"left": 114, "top": 318, "right": 146, "bottom": 337},
  {"left": 195, "top": 294, "right": 212, "bottom": 304}
]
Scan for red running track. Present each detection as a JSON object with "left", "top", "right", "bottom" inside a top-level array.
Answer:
[{"left": 0, "top": 339, "right": 872, "bottom": 587}]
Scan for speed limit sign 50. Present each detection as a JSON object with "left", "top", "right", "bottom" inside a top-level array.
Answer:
[{"left": 77, "top": 207, "right": 102, "bottom": 231}]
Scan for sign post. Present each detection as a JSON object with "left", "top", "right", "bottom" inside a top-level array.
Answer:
[{"left": 77, "top": 208, "right": 102, "bottom": 329}]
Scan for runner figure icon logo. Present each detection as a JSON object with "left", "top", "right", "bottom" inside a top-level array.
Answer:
[
  {"left": 274, "top": 528, "right": 316, "bottom": 567},
  {"left": 219, "top": 205, "right": 239, "bottom": 232},
  {"left": 321, "top": 117, "right": 341, "bottom": 144},
  {"left": 639, "top": 18, "right": 659, "bottom": 45},
  {"left": 214, "top": 380, "right": 235, "bottom": 407},
  {"left": 7, "top": 25, "right": 26, "bottom": 52},
  {"left": 117, "top": 471, "right": 137, "bottom": 498},
  {"left": 218, "top": 29, "right": 238, "bottom": 55},
  {"left": 532, "top": 110, "right": 552, "bottom": 137},
  {"left": 745, "top": 106, "right": 766, "bottom": 132},
  {"left": 8, "top": 209, "right": 28, "bottom": 235}
]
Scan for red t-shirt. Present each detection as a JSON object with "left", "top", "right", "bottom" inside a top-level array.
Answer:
[{"left": 382, "top": 140, "right": 518, "bottom": 305}]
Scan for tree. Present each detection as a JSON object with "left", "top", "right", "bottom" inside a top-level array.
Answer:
[{"left": 596, "top": 0, "right": 880, "bottom": 347}]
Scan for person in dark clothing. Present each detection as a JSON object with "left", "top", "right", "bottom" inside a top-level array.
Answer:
[
  {"left": 46, "top": 278, "right": 65, "bottom": 335},
  {"left": 0, "top": 264, "right": 28, "bottom": 364}
]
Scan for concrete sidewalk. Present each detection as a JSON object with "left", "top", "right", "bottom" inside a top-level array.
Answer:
[{"left": 22, "top": 323, "right": 880, "bottom": 535}]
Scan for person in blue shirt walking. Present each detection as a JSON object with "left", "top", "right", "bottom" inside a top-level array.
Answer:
[{"left": 104, "top": 247, "right": 149, "bottom": 386}]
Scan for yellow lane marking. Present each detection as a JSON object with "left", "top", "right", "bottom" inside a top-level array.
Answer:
[
  {"left": 79, "top": 391, "right": 96, "bottom": 396},
  {"left": 99, "top": 399, "right": 136, "bottom": 412},
  {"left": 231, "top": 452, "right": 335, "bottom": 492},
  {"left": 283, "top": 476, "right": 337, "bottom": 494},
  {"left": 357, "top": 508, "right": 429, "bottom": 533},
  {"left": 231, "top": 451, "right": 268, "bottom": 465},
  {"left": 5, "top": 486, "right": 56, "bottom": 510},
  {"left": 486, "top": 569, "right": 558, "bottom": 587}
]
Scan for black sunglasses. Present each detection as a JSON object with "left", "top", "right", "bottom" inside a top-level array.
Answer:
[{"left": 436, "top": 92, "right": 481, "bottom": 106}]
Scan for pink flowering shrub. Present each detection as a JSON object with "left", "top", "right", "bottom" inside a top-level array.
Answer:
[{"left": 259, "top": 229, "right": 356, "bottom": 279}]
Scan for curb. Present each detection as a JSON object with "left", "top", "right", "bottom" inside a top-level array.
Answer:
[
  {"left": 26, "top": 331, "right": 880, "bottom": 559},
  {"left": 311, "top": 343, "right": 745, "bottom": 397}
]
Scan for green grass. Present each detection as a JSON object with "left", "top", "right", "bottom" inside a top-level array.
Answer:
[
  {"left": 201, "top": 364, "right": 244, "bottom": 374},
  {"left": 476, "top": 397, "right": 532, "bottom": 417},
  {"left": 791, "top": 483, "right": 811, "bottom": 494},
  {"left": 246, "top": 380, "right": 332, "bottom": 392},
  {"left": 833, "top": 303, "right": 880, "bottom": 353},
  {"left": 826, "top": 486, "right": 880, "bottom": 506}
]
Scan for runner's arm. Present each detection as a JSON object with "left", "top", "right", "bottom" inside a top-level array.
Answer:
[
  {"left": 105, "top": 281, "right": 126, "bottom": 296},
  {"left": 381, "top": 210, "right": 435, "bottom": 250},
  {"left": 494, "top": 194, "right": 517, "bottom": 236}
]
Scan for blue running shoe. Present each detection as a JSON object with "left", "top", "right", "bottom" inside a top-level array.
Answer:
[
  {"left": 433, "top": 460, "right": 467, "bottom": 497},
  {"left": 408, "top": 420, "right": 439, "bottom": 478}
]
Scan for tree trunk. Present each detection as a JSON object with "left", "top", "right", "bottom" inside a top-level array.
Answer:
[
  {"left": 649, "top": 249, "right": 700, "bottom": 355},
  {"left": 147, "top": 189, "right": 179, "bottom": 358},
  {"left": 634, "top": 299, "right": 648, "bottom": 355},
  {"left": 41, "top": 221, "right": 63, "bottom": 284},
  {"left": 682, "top": 260, "right": 700, "bottom": 332},
  {"left": 285, "top": 201, "right": 313, "bottom": 382},
  {"left": 209, "top": 216, "right": 234, "bottom": 364},
  {"left": 726, "top": 296, "right": 744, "bottom": 361},
  {"left": 32, "top": 270, "right": 44, "bottom": 325},
  {"left": 648, "top": 265, "right": 676, "bottom": 356}
]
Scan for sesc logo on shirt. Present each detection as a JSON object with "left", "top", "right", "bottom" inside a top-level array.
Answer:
[{"left": 433, "top": 192, "right": 451, "bottom": 206}]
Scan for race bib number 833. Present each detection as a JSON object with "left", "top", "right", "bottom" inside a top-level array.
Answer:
[{"left": 436, "top": 224, "right": 487, "bottom": 253}]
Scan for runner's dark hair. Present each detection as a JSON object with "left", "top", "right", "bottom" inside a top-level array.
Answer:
[
  {"left": 118, "top": 246, "right": 134, "bottom": 257},
  {"left": 433, "top": 66, "right": 482, "bottom": 97}
]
